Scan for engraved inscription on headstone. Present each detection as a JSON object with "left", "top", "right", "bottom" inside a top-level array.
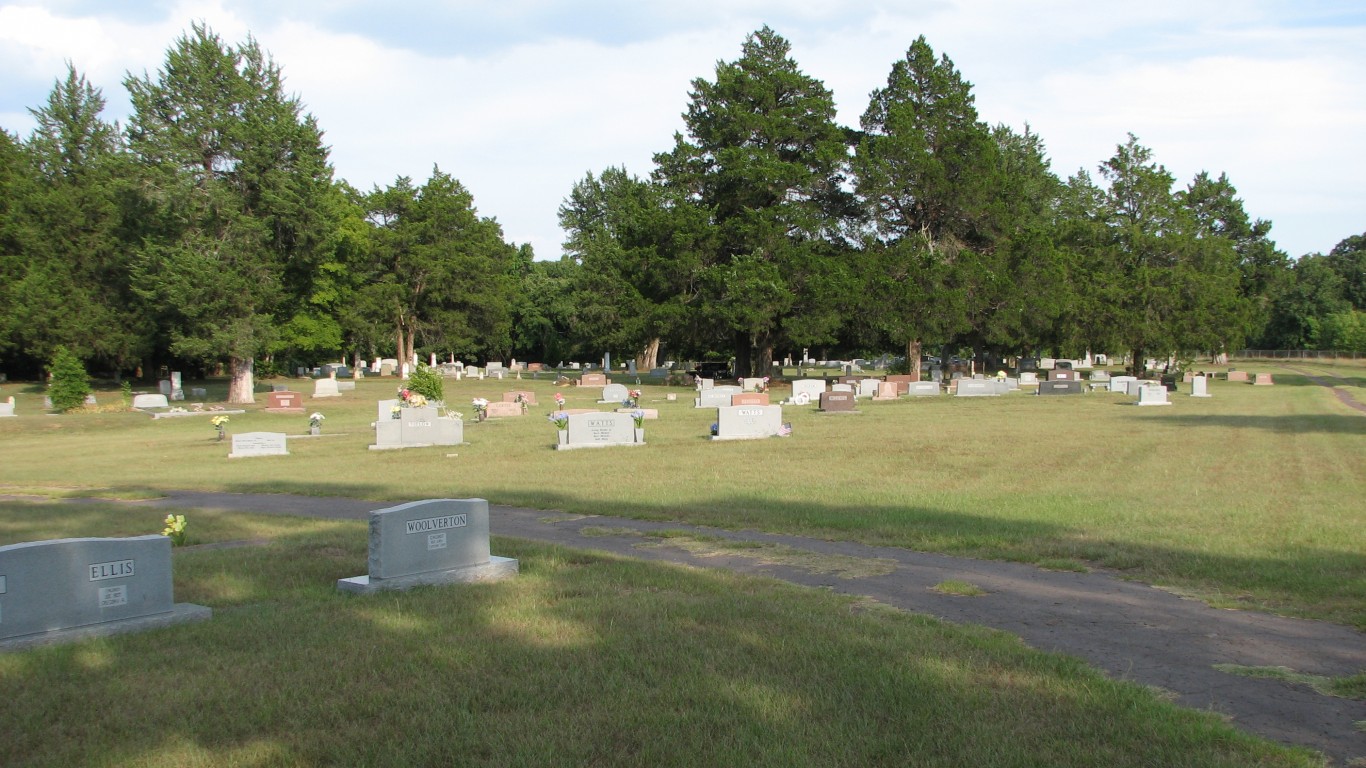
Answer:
[
  {"left": 229, "top": 432, "right": 289, "bottom": 458},
  {"left": 337, "top": 499, "right": 517, "bottom": 594}
]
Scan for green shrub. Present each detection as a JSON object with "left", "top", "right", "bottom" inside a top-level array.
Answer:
[
  {"left": 406, "top": 363, "right": 444, "bottom": 402},
  {"left": 47, "top": 346, "right": 91, "bottom": 412}
]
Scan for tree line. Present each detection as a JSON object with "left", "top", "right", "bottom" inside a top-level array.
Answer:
[{"left": 2, "top": 25, "right": 1362, "bottom": 398}]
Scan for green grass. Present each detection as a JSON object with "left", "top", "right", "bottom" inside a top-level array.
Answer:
[
  {"left": 931, "top": 579, "right": 988, "bottom": 596},
  {"left": 1213, "top": 664, "right": 1366, "bottom": 700},
  {"left": 0, "top": 361, "right": 1362, "bottom": 630},
  {"left": 0, "top": 505, "right": 1322, "bottom": 767}
]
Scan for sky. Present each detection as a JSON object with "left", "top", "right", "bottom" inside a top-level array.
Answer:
[{"left": 1, "top": 1, "right": 1363, "bottom": 261}]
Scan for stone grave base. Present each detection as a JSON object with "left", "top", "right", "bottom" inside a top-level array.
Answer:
[
  {"left": 264, "top": 407, "right": 306, "bottom": 414},
  {"left": 337, "top": 556, "right": 519, "bottom": 594},
  {"left": 555, "top": 441, "right": 644, "bottom": 451},
  {"left": 149, "top": 409, "right": 246, "bottom": 420},
  {"left": 368, "top": 441, "right": 463, "bottom": 451},
  {"left": 0, "top": 604, "right": 212, "bottom": 653}
]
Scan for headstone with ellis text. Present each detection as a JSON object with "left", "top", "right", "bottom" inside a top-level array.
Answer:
[
  {"left": 0, "top": 535, "right": 211, "bottom": 650},
  {"left": 337, "top": 499, "right": 517, "bottom": 595}
]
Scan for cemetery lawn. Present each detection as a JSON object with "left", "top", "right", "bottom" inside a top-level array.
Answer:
[
  {"left": 0, "top": 502, "right": 1321, "bottom": 767},
  {"left": 0, "top": 359, "right": 1362, "bottom": 631}
]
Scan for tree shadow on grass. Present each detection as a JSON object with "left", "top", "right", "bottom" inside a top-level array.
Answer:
[{"left": 1138, "top": 413, "right": 1366, "bottom": 435}]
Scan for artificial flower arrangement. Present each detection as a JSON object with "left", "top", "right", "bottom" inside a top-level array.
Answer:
[
  {"left": 161, "top": 514, "right": 188, "bottom": 546},
  {"left": 756, "top": 377, "right": 770, "bottom": 393},
  {"left": 548, "top": 411, "right": 569, "bottom": 430},
  {"left": 210, "top": 414, "right": 229, "bottom": 440},
  {"left": 309, "top": 412, "right": 325, "bottom": 428},
  {"left": 623, "top": 389, "right": 642, "bottom": 408},
  {"left": 397, "top": 387, "right": 427, "bottom": 408},
  {"left": 553, "top": 392, "right": 566, "bottom": 408},
  {"left": 471, "top": 397, "right": 489, "bottom": 420},
  {"left": 631, "top": 410, "right": 646, "bottom": 428}
]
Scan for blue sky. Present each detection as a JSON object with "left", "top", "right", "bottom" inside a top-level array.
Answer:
[{"left": 2, "top": 1, "right": 1363, "bottom": 261}]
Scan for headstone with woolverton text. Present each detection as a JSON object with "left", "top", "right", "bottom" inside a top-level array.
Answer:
[
  {"left": 337, "top": 499, "right": 517, "bottom": 594},
  {"left": 0, "top": 535, "right": 210, "bottom": 650}
]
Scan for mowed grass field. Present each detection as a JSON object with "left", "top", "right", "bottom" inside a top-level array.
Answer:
[
  {"left": 0, "top": 361, "right": 1360, "bottom": 766},
  {"left": 2, "top": 361, "right": 1361, "bottom": 627}
]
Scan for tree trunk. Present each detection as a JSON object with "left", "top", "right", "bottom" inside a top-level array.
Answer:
[
  {"left": 395, "top": 322, "right": 406, "bottom": 377},
  {"left": 906, "top": 338, "right": 922, "bottom": 382},
  {"left": 757, "top": 339, "right": 774, "bottom": 378},
  {"left": 636, "top": 338, "right": 660, "bottom": 371},
  {"left": 227, "top": 356, "right": 255, "bottom": 404},
  {"left": 1130, "top": 347, "right": 1145, "bottom": 377},
  {"left": 733, "top": 331, "right": 752, "bottom": 379}
]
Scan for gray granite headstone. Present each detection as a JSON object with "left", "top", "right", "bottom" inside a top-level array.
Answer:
[
  {"left": 1136, "top": 385, "right": 1172, "bottom": 406},
  {"left": 313, "top": 378, "right": 341, "bottom": 398},
  {"left": 713, "top": 405, "right": 783, "bottom": 440},
  {"left": 337, "top": 499, "right": 517, "bottom": 594},
  {"left": 1108, "top": 376, "right": 1137, "bottom": 394},
  {"left": 372, "top": 407, "right": 463, "bottom": 450},
  {"left": 131, "top": 393, "right": 169, "bottom": 409},
  {"left": 1191, "top": 376, "right": 1212, "bottom": 398},
  {"left": 600, "top": 383, "right": 629, "bottom": 403},
  {"left": 229, "top": 432, "right": 289, "bottom": 458},
  {"left": 559, "top": 411, "right": 639, "bottom": 450},
  {"left": 0, "top": 535, "right": 210, "bottom": 650},
  {"left": 790, "top": 379, "right": 826, "bottom": 403},
  {"left": 0, "top": 396, "right": 15, "bottom": 417},
  {"left": 695, "top": 386, "right": 742, "bottom": 409},
  {"left": 906, "top": 381, "right": 940, "bottom": 397},
  {"left": 955, "top": 379, "right": 999, "bottom": 397}
]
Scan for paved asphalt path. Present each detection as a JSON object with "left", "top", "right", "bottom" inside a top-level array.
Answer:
[{"left": 138, "top": 489, "right": 1365, "bottom": 764}]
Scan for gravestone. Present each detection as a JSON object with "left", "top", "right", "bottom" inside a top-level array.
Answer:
[
  {"left": 190, "top": 387, "right": 207, "bottom": 398},
  {"left": 0, "top": 535, "right": 211, "bottom": 650},
  {"left": 483, "top": 401, "right": 523, "bottom": 418},
  {"left": 1226, "top": 370, "right": 1249, "bottom": 382},
  {"left": 884, "top": 374, "right": 913, "bottom": 395},
  {"left": 0, "top": 396, "right": 13, "bottom": 417},
  {"left": 856, "top": 379, "right": 880, "bottom": 398},
  {"left": 741, "top": 377, "right": 766, "bottom": 392},
  {"left": 731, "top": 392, "right": 769, "bottom": 406},
  {"left": 696, "top": 378, "right": 715, "bottom": 390},
  {"left": 1017, "top": 358, "right": 1039, "bottom": 372},
  {"left": 558, "top": 411, "right": 640, "bottom": 450},
  {"left": 337, "top": 499, "right": 517, "bottom": 594},
  {"left": 379, "top": 363, "right": 395, "bottom": 377},
  {"left": 169, "top": 372, "right": 184, "bottom": 401},
  {"left": 131, "top": 394, "right": 169, "bottom": 410},
  {"left": 830, "top": 383, "right": 855, "bottom": 394},
  {"left": 1039, "top": 358, "right": 1056, "bottom": 370},
  {"left": 158, "top": 379, "right": 172, "bottom": 396},
  {"left": 1125, "top": 380, "right": 1158, "bottom": 397},
  {"left": 1089, "top": 371, "right": 1111, "bottom": 383},
  {"left": 713, "top": 405, "right": 784, "bottom": 440},
  {"left": 372, "top": 407, "right": 463, "bottom": 450},
  {"left": 313, "top": 378, "right": 341, "bottom": 398},
  {"left": 954, "top": 379, "right": 1000, "bottom": 397},
  {"left": 337, "top": 381, "right": 356, "bottom": 392},
  {"left": 503, "top": 391, "right": 538, "bottom": 406},
  {"left": 1253, "top": 373, "right": 1274, "bottom": 386},
  {"left": 614, "top": 408, "right": 658, "bottom": 420},
  {"left": 1048, "top": 369, "right": 1079, "bottom": 381},
  {"left": 906, "top": 381, "right": 940, "bottom": 397},
  {"left": 1108, "top": 376, "right": 1138, "bottom": 394},
  {"left": 1191, "top": 376, "right": 1212, "bottom": 398},
  {"left": 1136, "top": 385, "right": 1172, "bottom": 406},
  {"left": 791, "top": 379, "right": 826, "bottom": 402},
  {"left": 600, "top": 383, "right": 629, "bottom": 403},
  {"left": 266, "top": 391, "right": 305, "bottom": 413},
  {"left": 873, "top": 382, "right": 899, "bottom": 401},
  {"left": 695, "top": 386, "right": 742, "bottom": 409},
  {"left": 579, "top": 373, "right": 608, "bottom": 387},
  {"left": 818, "top": 391, "right": 857, "bottom": 412},
  {"left": 1037, "top": 381, "right": 1083, "bottom": 396},
  {"left": 229, "top": 432, "right": 289, "bottom": 458}
]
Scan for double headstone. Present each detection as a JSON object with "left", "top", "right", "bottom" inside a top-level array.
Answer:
[
  {"left": 313, "top": 378, "right": 341, "bottom": 398},
  {"left": 483, "top": 401, "right": 523, "bottom": 418},
  {"left": 0, "top": 535, "right": 211, "bottom": 650},
  {"left": 696, "top": 386, "right": 741, "bottom": 409},
  {"left": 1108, "top": 376, "right": 1137, "bottom": 394},
  {"left": 1037, "top": 381, "right": 1083, "bottom": 396},
  {"left": 790, "top": 379, "right": 826, "bottom": 403},
  {"left": 337, "top": 499, "right": 518, "bottom": 594},
  {"left": 713, "top": 405, "right": 784, "bottom": 440},
  {"left": 1253, "top": 373, "right": 1274, "bottom": 386},
  {"left": 906, "top": 381, "right": 941, "bottom": 397},
  {"left": 131, "top": 394, "right": 169, "bottom": 410},
  {"left": 266, "top": 391, "right": 304, "bottom": 412},
  {"left": 954, "top": 379, "right": 1000, "bottom": 397},
  {"left": 558, "top": 411, "right": 641, "bottom": 450},
  {"left": 731, "top": 392, "right": 769, "bottom": 406},
  {"left": 372, "top": 406, "right": 463, "bottom": 450},
  {"left": 1136, "top": 385, "right": 1172, "bottom": 406},
  {"left": 1226, "top": 371, "right": 1249, "bottom": 382},
  {"left": 873, "top": 381, "right": 899, "bottom": 400},
  {"left": 579, "top": 373, "right": 608, "bottom": 387}
]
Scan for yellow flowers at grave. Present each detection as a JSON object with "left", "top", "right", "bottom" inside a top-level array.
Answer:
[{"left": 161, "top": 514, "right": 188, "bottom": 546}]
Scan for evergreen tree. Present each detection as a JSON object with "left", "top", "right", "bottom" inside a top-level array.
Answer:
[
  {"left": 654, "top": 27, "right": 856, "bottom": 377},
  {"left": 47, "top": 345, "right": 91, "bottom": 412},
  {"left": 125, "top": 24, "right": 337, "bottom": 402}
]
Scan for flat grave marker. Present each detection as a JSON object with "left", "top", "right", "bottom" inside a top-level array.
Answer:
[{"left": 229, "top": 432, "right": 289, "bottom": 458}]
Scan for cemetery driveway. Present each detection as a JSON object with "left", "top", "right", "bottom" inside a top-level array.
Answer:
[{"left": 132, "top": 490, "right": 1366, "bottom": 764}]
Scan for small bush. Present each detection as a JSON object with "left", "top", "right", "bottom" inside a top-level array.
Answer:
[
  {"left": 406, "top": 363, "right": 444, "bottom": 402},
  {"left": 47, "top": 347, "right": 91, "bottom": 412}
]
